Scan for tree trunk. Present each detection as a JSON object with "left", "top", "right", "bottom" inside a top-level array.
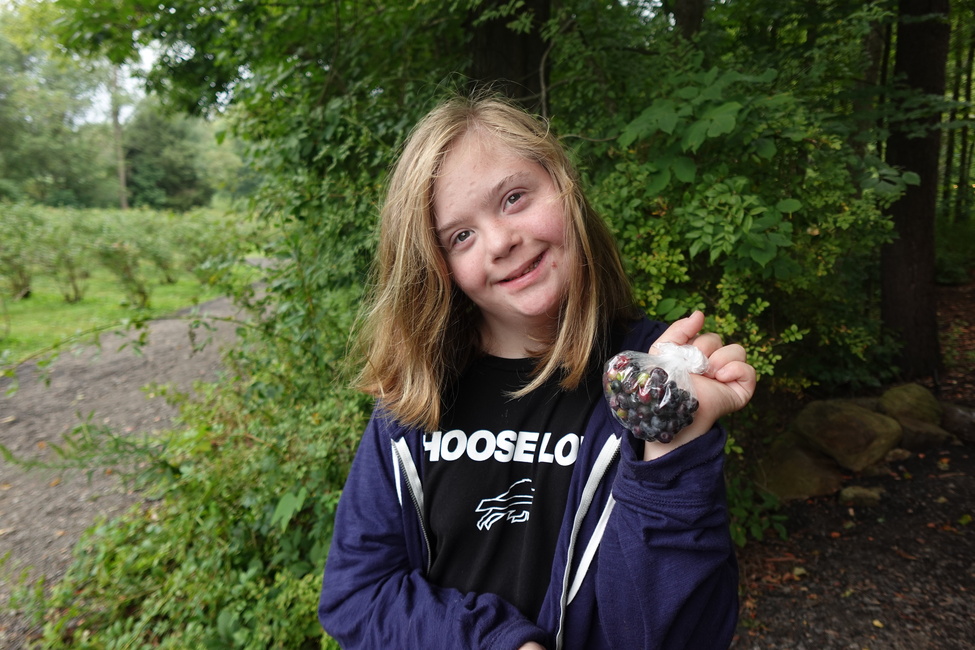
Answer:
[
  {"left": 468, "top": 0, "right": 550, "bottom": 112},
  {"left": 877, "top": 22, "right": 894, "bottom": 160},
  {"left": 671, "top": 0, "right": 707, "bottom": 40},
  {"left": 110, "top": 66, "right": 129, "bottom": 210},
  {"left": 881, "top": 0, "right": 950, "bottom": 381},
  {"left": 941, "top": 14, "right": 963, "bottom": 221},
  {"left": 955, "top": 23, "right": 975, "bottom": 223}
]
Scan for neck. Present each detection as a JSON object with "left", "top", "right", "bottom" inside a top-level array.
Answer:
[{"left": 478, "top": 318, "right": 557, "bottom": 359}]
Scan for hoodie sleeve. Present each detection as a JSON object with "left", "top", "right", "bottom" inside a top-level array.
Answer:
[
  {"left": 597, "top": 426, "right": 739, "bottom": 649},
  {"left": 318, "top": 411, "right": 549, "bottom": 650}
]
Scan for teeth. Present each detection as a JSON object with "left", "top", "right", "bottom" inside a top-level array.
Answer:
[{"left": 506, "top": 255, "right": 542, "bottom": 282}]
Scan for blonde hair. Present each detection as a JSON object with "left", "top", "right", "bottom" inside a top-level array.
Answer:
[{"left": 353, "top": 94, "right": 637, "bottom": 430}]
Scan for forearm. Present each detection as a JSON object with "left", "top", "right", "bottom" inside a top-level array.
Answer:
[{"left": 603, "top": 428, "right": 738, "bottom": 648}]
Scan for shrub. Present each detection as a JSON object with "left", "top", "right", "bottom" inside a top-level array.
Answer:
[
  {"left": 35, "top": 207, "right": 97, "bottom": 303},
  {"left": 0, "top": 202, "right": 43, "bottom": 299},
  {"left": 30, "top": 376, "right": 368, "bottom": 648},
  {"left": 587, "top": 55, "right": 901, "bottom": 394}
]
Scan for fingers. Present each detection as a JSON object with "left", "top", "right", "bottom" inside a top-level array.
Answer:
[
  {"left": 692, "top": 332, "right": 723, "bottom": 359},
  {"left": 710, "top": 349, "right": 757, "bottom": 409},
  {"left": 705, "top": 342, "right": 746, "bottom": 376},
  {"left": 650, "top": 310, "right": 705, "bottom": 352},
  {"left": 651, "top": 313, "right": 756, "bottom": 403}
]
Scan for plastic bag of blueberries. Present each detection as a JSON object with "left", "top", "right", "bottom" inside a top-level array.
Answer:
[{"left": 602, "top": 342, "right": 709, "bottom": 443}]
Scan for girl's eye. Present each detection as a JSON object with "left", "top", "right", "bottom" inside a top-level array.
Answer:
[
  {"left": 453, "top": 230, "right": 472, "bottom": 246},
  {"left": 505, "top": 191, "right": 524, "bottom": 207}
]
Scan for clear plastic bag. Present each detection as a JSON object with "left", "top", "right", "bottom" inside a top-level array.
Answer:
[{"left": 602, "top": 342, "right": 709, "bottom": 443}]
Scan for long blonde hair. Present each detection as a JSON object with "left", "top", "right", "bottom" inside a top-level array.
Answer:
[{"left": 353, "top": 94, "right": 637, "bottom": 430}]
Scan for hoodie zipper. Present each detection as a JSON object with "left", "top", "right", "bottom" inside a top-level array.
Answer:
[
  {"left": 554, "top": 434, "right": 621, "bottom": 650},
  {"left": 392, "top": 438, "right": 432, "bottom": 574}
]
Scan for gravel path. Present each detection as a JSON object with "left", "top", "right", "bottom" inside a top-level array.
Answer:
[{"left": 0, "top": 296, "right": 241, "bottom": 648}]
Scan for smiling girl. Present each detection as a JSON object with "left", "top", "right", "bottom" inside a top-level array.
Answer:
[{"left": 318, "top": 94, "right": 756, "bottom": 649}]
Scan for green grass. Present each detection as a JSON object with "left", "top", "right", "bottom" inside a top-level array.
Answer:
[{"left": 0, "top": 268, "right": 225, "bottom": 363}]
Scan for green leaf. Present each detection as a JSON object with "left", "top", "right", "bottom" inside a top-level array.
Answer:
[
  {"left": 271, "top": 487, "right": 308, "bottom": 532},
  {"left": 775, "top": 198, "right": 802, "bottom": 213},
  {"left": 663, "top": 303, "right": 688, "bottom": 321},
  {"left": 749, "top": 242, "right": 778, "bottom": 267},
  {"left": 671, "top": 156, "right": 697, "bottom": 183},
  {"left": 681, "top": 120, "right": 709, "bottom": 153},
  {"left": 645, "top": 167, "right": 672, "bottom": 196},
  {"left": 708, "top": 112, "right": 736, "bottom": 136},
  {"left": 754, "top": 138, "right": 777, "bottom": 160},
  {"left": 705, "top": 102, "right": 741, "bottom": 137},
  {"left": 655, "top": 297, "right": 677, "bottom": 315}
]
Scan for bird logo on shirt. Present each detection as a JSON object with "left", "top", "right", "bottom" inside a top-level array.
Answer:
[{"left": 475, "top": 478, "right": 534, "bottom": 531}]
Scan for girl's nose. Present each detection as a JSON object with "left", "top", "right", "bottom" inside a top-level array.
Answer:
[{"left": 484, "top": 222, "right": 521, "bottom": 259}]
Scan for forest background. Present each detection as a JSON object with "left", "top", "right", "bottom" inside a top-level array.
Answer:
[{"left": 2, "top": 0, "right": 975, "bottom": 647}]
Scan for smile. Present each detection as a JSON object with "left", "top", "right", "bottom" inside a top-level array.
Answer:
[{"left": 501, "top": 253, "right": 544, "bottom": 283}]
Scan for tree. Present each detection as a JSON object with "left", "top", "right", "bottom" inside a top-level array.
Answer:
[
  {"left": 0, "top": 6, "right": 118, "bottom": 206},
  {"left": 881, "top": 0, "right": 950, "bottom": 380},
  {"left": 667, "top": 0, "right": 707, "bottom": 40},
  {"left": 110, "top": 65, "right": 130, "bottom": 209},
  {"left": 124, "top": 99, "right": 216, "bottom": 211},
  {"left": 468, "top": 0, "right": 550, "bottom": 109}
]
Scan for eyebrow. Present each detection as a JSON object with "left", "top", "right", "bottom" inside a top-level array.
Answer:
[
  {"left": 434, "top": 170, "right": 534, "bottom": 240},
  {"left": 491, "top": 171, "right": 531, "bottom": 199}
]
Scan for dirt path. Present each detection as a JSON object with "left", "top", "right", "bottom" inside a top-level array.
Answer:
[
  {"left": 733, "top": 276, "right": 975, "bottom": 649},
  {"left": 0, "top": 295, "right": 242, "bottom": 648}
]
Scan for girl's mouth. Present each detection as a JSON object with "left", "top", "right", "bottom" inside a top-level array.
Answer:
[{"left": 501, "top": 253, "right": 544, "bottom": 283}]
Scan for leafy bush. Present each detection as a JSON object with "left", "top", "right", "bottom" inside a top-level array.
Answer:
[
  {"left": 0, "top": 202, "right": 43, "bottom": 299},
  {"left": 31, "top": 367, "right": 367, "bottom": 648},
  {"left": 935, "top": 217, "right": 975, "bottom": 285},
  {"left": 90, "top": 212, "right": 155, "bottom": 309},
  {"left": 2, "top": 205, "right": 257, "bottom": 310},
  {"left": 583, "top": 52, "right": 903, "bottom": 394},
  {"left": 35, "top": 207, "right": 96, "bottom": 303}
]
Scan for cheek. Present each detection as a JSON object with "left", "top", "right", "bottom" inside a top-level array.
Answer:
[{"left": 445, "top": 258, "right": 480, "bottom": 293}]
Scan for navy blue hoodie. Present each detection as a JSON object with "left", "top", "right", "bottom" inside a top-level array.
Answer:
[{"left": 318, "top": 317, "right": 738, "bottom": 649}]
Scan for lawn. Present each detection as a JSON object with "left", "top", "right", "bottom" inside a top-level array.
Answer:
[{"left": 0, "top": 268, "right": 225, "bottom": 363}]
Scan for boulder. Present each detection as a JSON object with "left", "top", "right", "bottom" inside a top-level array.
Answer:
[
  {"left": 794, "top": 400, "right": 902, "bottom": 472},
  {"left": 942, "top": 403, "right": 975, "bottom": 445},
  {"left": 759, "top": 433, "right": 846, "bottom": 501},
  {"left": 839, "top": 485, "right": 886, "bottom": 507},
  {"left": 897, "top": 417, "right": 956, "bottom": 451},
  {"left": 878, "top": 383, "right": 943, "bottom": 426}
]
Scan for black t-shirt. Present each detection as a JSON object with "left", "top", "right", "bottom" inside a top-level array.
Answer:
[{"left": 422, "top": 354, "right": 604, "bottom": 621}]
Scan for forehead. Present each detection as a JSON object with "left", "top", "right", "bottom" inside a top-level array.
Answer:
[{"left": 434, "top": 131, "right": 545, "bottom": 201}]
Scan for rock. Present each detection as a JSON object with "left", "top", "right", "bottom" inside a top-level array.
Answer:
[
  {"left": 941, "top": 403, "right": 975, "bottom": 445},
  {"left": 847, "top": 396, "right": 880, "bottom": 412},
  {"left": 759, "top": 434, "right": 846, "bottom": 501},
  {"left": 839, "top": 485, "right": 886, "bottom": 507},
  {"left": 897, "top": 417, "right": 956, "bottom": 451},
  {"left": 885, "top": 448, "right": 913, "bottom": 463},
  {"left": 878, "top": 383, "right": 943, "bottom": 426},
  {"left": 861, "top": 462, "right": 893, "bottom": 477},
  {"left": 794, "top": 400, "right": 903, "bottom": 472}
]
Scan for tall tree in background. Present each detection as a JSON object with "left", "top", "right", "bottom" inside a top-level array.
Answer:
[
  {"left": 110, "top": 65, "right": 129, "bottom": 209},
  {"left": 882, "top": 0, "right": 950, "bottom": 380},
  {"left": 469, "top": 0, "right": 550, "bottom": 109},
  {"left": 124, "top": 99, "right": 215, "bottom": 211},
  {"left": 667, "top": 0, "right": 707, "bottom": 39}
]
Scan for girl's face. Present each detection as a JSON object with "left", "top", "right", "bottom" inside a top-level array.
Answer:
[{"left": 432, "top": 130, "right": 570, "bottom": 358}]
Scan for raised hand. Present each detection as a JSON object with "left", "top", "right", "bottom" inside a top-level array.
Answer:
[{"left": 643, "top": 311, "right": 756, "bottom": 460}]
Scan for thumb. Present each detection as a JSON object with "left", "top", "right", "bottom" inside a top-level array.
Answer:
[{"left": 650, "top": 310, "right": 705, "bottom": 351}]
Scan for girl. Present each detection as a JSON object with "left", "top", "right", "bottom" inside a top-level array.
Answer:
[{"left": 318, "top": 94, "right": 756, "bottom": 649}]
